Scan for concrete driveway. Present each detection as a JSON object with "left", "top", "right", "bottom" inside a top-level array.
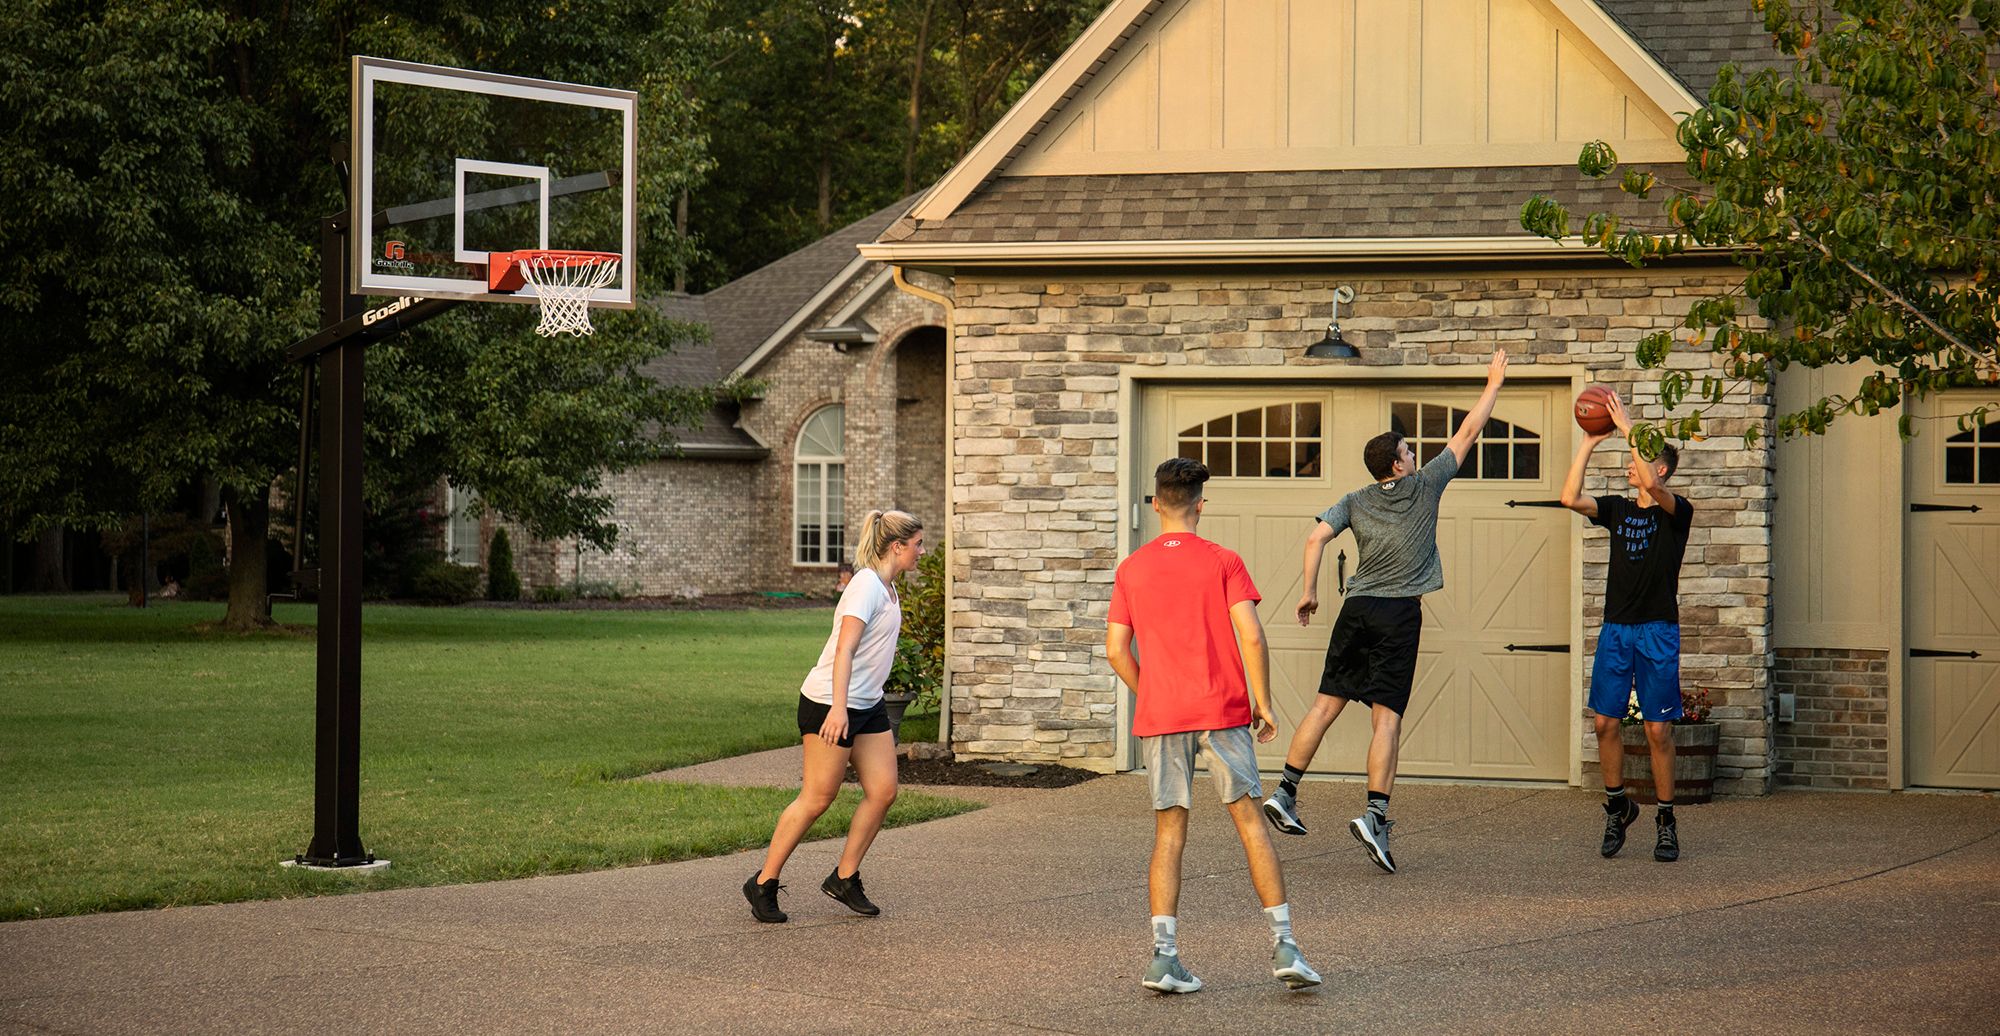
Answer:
[{"left": 3, "top": 753, "right": 1996, "bottom": 1034}]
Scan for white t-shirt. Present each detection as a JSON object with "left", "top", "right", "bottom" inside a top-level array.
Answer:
[{"left": 799, "top": 568, "right": 902, "bottom": 709}]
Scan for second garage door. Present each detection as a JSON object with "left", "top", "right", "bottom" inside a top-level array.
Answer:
[{"left": 1139, "top": 382, "right": 1574, "bottom": 781}]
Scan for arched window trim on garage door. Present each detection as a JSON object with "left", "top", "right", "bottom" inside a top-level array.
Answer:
[
  {"left": 1176, "top": 400, "right": 1324, "bottom": 478},
  {"left": 1391, "top": 401, "right": 1542, "bottom": 480},
  {"left": 795, "top": 405, "right": 845, "bottom": 566}
]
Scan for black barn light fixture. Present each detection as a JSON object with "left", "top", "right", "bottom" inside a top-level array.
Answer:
[{"left": 1305, "top": 284, "right": 1361, "bottom": 359}]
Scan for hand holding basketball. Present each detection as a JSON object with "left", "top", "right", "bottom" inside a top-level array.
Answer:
[
  {"left": 1575, "top": 385, "right": 1616, "bottom": 437},
  {"left": 1604, "top": 391, "right": 1634, "bottom": 435}
]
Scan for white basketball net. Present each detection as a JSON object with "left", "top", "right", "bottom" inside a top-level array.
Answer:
[{"left": 518, "top": 253, "right": 621, "bottom": 337}]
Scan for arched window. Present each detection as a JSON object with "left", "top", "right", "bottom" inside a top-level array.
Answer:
[
  {"left": 1390, "top": 401, "right": 1542, "bottom": 480},
  {"left": 795, "top": 405, "right": 846, "bottom": 565},
  {"left": 1944, "top": 421, "right": 2000, "bottom": 484},
  {"left": 1177, "top": 401, "right": 1324, "bottom": 478}
]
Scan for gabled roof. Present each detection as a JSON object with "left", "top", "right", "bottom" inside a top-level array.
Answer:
[
  {"left": 642, "top": 195, "right": 917, "bottom": 389},
  {"left": 865, "top": 0, "right": 1775, "bottom": 264}
]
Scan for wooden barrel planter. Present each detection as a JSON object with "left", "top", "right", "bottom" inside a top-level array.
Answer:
[{"left": 1618, "top": 722, "right": 1719, "bottom": 804}]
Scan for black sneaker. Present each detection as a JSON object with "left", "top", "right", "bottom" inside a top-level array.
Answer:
[
  {"left": 743, "top": 874, "right": 787, "bottom": 923},
  {"left": 1600, "top": 797, "right": 1640, "bottom": 858},
  {"left": 822, "top": 869, "right": 880, "bottom": 916},
  {"left": 1654, "top": 814, "right": 1680, "bottom": 862}
]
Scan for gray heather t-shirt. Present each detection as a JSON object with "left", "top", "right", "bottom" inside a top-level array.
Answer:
[{"left": 1317, "top": 449, "right": 1460, "bottom": 598}]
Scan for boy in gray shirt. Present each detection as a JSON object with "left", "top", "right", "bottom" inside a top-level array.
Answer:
[{"left": 1263, "top": 349, "right": 1509, "bottom": 873}]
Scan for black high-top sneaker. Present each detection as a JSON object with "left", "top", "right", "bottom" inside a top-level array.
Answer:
[
  {"left": 1653, "top": 812, "right": 1680, "bottom": 863},
  {"left": 743, "top": 874, "right": 787, "bottom": 923},
  {"left": 1601, "top": 797, "right": 1640, "bottom": 858},
  {"left": 822, "top": 868, "right": 881, "bottom": 916}
]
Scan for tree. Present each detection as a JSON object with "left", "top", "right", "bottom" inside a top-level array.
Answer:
[
  {"left": 486, "top": 528, "right": 521, "bottom": 602},
  {"left": 1520, "top": 0, "right": 2000, "bottom": 452},
  {"left": 0, "top": 2, "right": 719, "bottom": 629}
]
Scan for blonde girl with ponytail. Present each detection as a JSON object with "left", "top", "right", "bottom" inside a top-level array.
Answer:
[{"left": 743, "top": 509, "right": 926, "bottom": 923}]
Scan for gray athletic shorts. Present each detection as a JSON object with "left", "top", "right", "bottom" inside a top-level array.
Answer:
[{"left": 1142, "top": 726, "right": 1264, "bottom": 811}]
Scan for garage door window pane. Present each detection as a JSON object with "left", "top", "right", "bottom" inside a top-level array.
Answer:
[
  {"left": 1392, "top": 400, "right": 1542, "bottom": 480},
  {"left": 1179, "top": 401, "right": 1325, "bottom": 479},
  {"left": 1944, "top": 426, "right": 2000, "bottom": 485}
]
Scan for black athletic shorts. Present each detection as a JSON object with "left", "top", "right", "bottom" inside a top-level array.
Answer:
[
  {"left": 1317, "top": 596, "right": 1424, "bottom": 715},
  {"left": 796, "top": 694, "right": 893, "bottom": 747}
]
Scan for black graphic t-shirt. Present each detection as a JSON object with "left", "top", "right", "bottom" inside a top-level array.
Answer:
[{"left": 1591, "top": 494, "right": 1694, "bottom": 625}]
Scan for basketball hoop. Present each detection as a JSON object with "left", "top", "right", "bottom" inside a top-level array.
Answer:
[{"left": 487, "top": 250, "right": 622, "bottom": 337}]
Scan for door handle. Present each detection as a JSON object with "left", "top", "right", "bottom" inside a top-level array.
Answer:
[
  {"left": 1505, "top": 499, "right": 1567, "bottom": 508},
  {"left": 1336, "top": 550, "right": 1346, "bottom": 595},
  {"left": 1505, "top": 643, "right": 1571, "bottom": 653},
  {"left": 1911, "top": 648, "right": 1982, "bottom": 658},
  {"left": 1910, "top": 503, "right": 1982, "bottom": 513}
]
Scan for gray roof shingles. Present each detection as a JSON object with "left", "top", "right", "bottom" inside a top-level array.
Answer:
[{"left": 880, "top": 3, "right": 1778, "bottom": 249}]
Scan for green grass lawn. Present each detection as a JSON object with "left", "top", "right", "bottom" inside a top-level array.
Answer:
[{"left": 0, "top": 595, "right": 976, "bottom": 921}]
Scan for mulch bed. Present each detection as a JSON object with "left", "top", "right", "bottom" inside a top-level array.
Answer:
[{"left": 875, "top": 756, "right": 1105, "bottom": 789}]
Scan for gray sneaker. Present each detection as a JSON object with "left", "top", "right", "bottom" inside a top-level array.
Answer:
[
  {"left": 1272, "top": 939, "right": 1322, "bottom": 989},
  {"left": 1142, "top": 951, "right": 1203, "bottom": 994},
  {"left": 1263, "top": 786, "right": 1308, "bottom": 836},
  {"left": 1349, "top": 813, "right": 1396, "bottom": 874}
]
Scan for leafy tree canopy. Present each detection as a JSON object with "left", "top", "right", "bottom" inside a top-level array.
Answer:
[{"left": 1521, "top": 0, "right": 2000, "bottom": 453}]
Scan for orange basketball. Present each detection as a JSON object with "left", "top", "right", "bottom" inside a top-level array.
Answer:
[{"left": 1575, "top": 385, "right": 1616, "bottom": 435}]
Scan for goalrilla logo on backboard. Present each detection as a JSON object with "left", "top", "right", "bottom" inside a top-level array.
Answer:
[{"left": 373, "top": 239, "right": 416, "bottom": 274}]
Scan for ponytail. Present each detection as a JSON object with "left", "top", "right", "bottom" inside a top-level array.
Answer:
[{"left": 854, "top": 509, "right": 923, "bottom": 569}]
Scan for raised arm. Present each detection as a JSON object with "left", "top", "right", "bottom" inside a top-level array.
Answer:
[
  {"left": 1228, "top": 600, "right": 1277, "bottom": 743},
  {"left": 1445, "top": 348, "right": 1509, "bottom": 465},
  {"left": 1559, "top": 431, "right": 1609, "bottom": 518},
  {"left": 1296, "top": 519, "right": 1339, "bottom": 627},
  {"left": 1106, "top": 621, "right": 1141, "bottom": 694},
  {"left": 1607, "top": 392, "right": 1678, "bottom": 516}
]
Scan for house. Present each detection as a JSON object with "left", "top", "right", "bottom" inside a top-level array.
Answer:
[
  {"left": 857, "top": 0, "right": 2000, "bottom": 793},
  {"left": 482, "top": 198, "right": 951, "bottom": 600}
]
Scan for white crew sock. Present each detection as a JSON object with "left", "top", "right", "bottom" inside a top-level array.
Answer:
[
  {"left": 1263, "top": 903, "right": 1293, "bottom": 946},
  {"left": 1151, "top": 915, "right": 1178, "bottom": 956}
]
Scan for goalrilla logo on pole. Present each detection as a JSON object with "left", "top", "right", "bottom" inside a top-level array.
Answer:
[{"left": 362, "top": 296, "right": 422, "bottom": 326}]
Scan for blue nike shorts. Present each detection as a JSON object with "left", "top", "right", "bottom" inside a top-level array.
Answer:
[{"left": 1588, "top": 621, "right": 1683, "bottom": 722}]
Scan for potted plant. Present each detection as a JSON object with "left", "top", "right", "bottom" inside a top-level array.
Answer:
[
  {"left": 881, "top": 546, "right": 945, "bottom": 741},
  {"left": 1616, "top": 687, "right": 1720, "bottom": 804}
]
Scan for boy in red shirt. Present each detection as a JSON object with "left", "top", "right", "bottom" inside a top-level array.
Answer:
[{"left": 1107, "top": 457, "right": 1321, "bottom": 995}]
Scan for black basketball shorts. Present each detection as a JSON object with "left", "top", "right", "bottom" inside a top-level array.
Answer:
[{"left": 1317, "top": 595, "right": 1424, "bottom": 715}]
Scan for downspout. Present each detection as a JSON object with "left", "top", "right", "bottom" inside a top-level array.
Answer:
[{"left": 889, "top": 265, "right": 956, "bottom": 751}]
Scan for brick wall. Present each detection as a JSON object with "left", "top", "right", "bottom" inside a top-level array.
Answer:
[
  {"left": 510, "top": 266, "right": 948, "bottom": 597},
  {"left": 1773, "top": 647, "right": 1891, "bottom": 789},
  {"left": 944, "top": 272, "right": 1777, "bottom": 788}
]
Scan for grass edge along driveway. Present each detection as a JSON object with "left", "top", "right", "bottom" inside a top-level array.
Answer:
[{"left": 0, "top": 595, "right": 978, "bottom": 921}]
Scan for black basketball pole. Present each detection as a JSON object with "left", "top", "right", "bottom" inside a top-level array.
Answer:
[{"left": 287, "top": 204, "right": 458, "bottom": 868}]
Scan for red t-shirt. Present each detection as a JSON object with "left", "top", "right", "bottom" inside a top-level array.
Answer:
[{"left": 1108, "top": 533, "right": 1262, "bottom": 737}]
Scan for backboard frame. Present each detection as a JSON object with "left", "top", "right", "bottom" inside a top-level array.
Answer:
[{"left": 350, "top": 56, "right": 638, "bottom": 309}]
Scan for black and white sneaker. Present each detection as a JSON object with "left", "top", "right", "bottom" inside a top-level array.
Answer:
[
  {"left": 1349, "top": 813, "right": 1396, "bottom": 874},
  {"left": 1263, "top": 786, "right": 1308, "bottom": 836},
  {"left": 743, "top": 874, "right": 787, "bottom": 923},
  {"left": 822, "top": 868, "right": 881, "bottom": 915},
  {"left": 1601, "top": 797, "right": 1640, "bottom": 858},
  {"left": 1654, "top": 814, "right": 1680, "bottom": 863}
]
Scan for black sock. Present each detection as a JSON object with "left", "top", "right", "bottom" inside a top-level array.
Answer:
[
  {"left": 1604, "top": 786, "right": 1629, "bottom": 815},
  {"left": 1366, "top": 790, "right": 1389, "bottom": 821},
  {"left": 1280, "top": 765, "right": 1304, "bottom": 797},
  {"left": 1657, "top": 801, "right": 1675, "bottom": 822}
]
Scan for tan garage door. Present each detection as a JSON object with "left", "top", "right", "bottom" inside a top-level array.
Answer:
[
  {"left": 1138, "top": 383, "right": 1572, "bottom": 781},
  {"left": 1906, "top": 391, "right": 2000, "bottom": 789}
]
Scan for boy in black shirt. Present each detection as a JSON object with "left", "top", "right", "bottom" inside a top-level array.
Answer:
[{"left": 1559, "top": 390, "right": 1693, "bottom": 862}]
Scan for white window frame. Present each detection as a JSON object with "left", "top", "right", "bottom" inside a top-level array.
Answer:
[
  {"left": 794, "top": 405, "right": 846, "bottom": 566},
  {"left": 444, "top": 484, "right": 483, "bottom": 567}
]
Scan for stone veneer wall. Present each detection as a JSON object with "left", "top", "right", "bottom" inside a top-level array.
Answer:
[
  {"left": 514, "top": 266, "right": 948, "bottom": 597},
  {"left": 895, "top": 329, "right": 949, "bottom": 525},
  {"left": 945, "top": 272, "right": 1778, "bottom": 791},
  {"left": 1773, "top": 647, "right": 1891, "bottom": 789}
]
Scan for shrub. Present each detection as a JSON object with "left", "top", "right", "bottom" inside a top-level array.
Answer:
[
  {"left": 404, "top": 554, "right": 482, "bottom": 604},
  {"left": 885, "top": 545, "right": 945, "bottom": 712},
  {"left": 532, "top": 584, "right": 577, "bottom": 604},
  {"left": 486, "top": 529, "right": 522, "bottom": 601}
]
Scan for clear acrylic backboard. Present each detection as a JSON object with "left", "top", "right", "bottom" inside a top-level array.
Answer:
[{"left": 350, "top": 56, "right": 636, "bottom": 309}]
